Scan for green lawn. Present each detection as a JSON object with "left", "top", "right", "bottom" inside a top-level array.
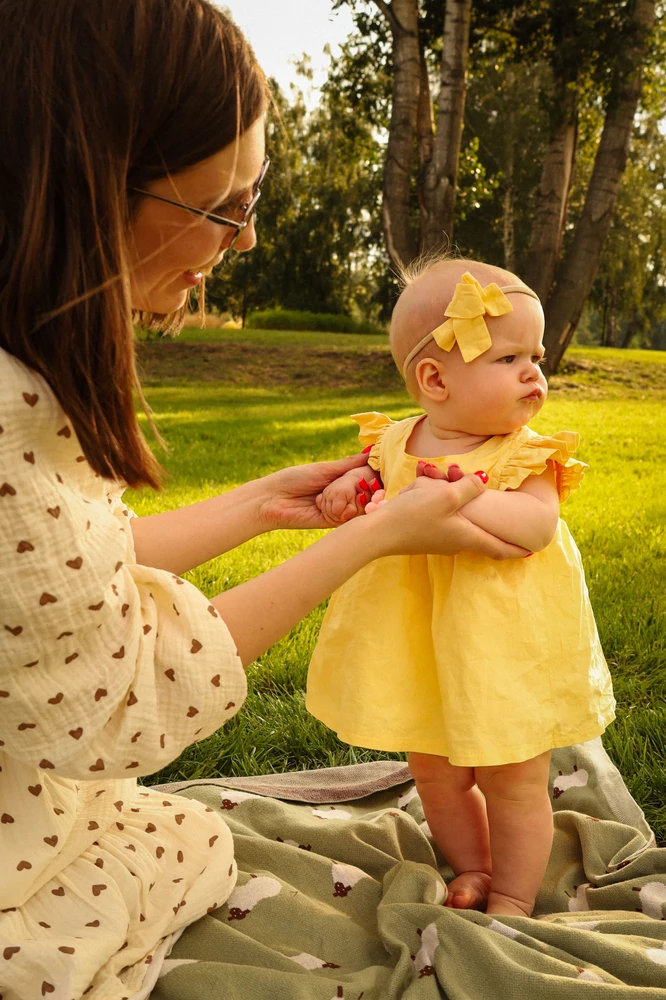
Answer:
[{"left": 128, "top": 338, "right": 666, "bottom": 841}]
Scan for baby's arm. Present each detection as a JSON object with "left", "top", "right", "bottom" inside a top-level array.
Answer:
[
  {"left": 316, "top": 463, "right": 382, "bottom": 524},
  {"left": 460, "top": 465, "right": 560, "bottom": 552}
]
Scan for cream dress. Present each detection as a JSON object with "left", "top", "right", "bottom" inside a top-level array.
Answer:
[
  {"left": 0, "top": 349, "right": 247, "bottom": 1000},
  {"left": 307, "top": 412, "right": 616, "bottom": 767}
]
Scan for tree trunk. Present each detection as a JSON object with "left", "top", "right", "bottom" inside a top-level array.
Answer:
[
  {"left": 522, "top": 0, "right": 579, "bottom": 301},
  {"left": 543, "top": 0, "right": 656, "bottom": 374},
  {"left": 373, "top": 0, "right": 421, "bottom": 268},
  {"left": 420, "top": 0, "right": 472, "bottom": 252},
  {"left": 522, "top": 92, "right": 577, "bottom": 301},
  {"left": 503, "top": 84, "right": 516, "bottom": 272}
]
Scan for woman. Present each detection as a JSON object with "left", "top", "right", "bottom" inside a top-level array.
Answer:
[{"left": 0, "top": 2, "right": 524, "bottom": 997}]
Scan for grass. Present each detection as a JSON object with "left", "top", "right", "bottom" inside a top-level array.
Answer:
[{"left": 129, "top": 335, "right": 666, "bottom": 841}]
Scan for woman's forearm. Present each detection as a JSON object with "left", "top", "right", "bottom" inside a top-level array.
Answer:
[
  {"left": 130, "top": 479, "right": 267, "bottom": 575},
  {"left": 461, "top": 491, "right": 559, "bottom": 552},
  {"left": 212, "top": 515, "right": 385, "bottom": 666}
]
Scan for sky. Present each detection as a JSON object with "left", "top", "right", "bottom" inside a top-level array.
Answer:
[{"left": 216, "top": 1, "right": 356, "bottom": 100}]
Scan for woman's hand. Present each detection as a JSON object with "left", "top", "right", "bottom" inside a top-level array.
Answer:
[
  {"left": 369, "top": 471, "right": 530, "bottom": 560},
  {"left": 256, "top": 452, "right": 372, "bottom": 530}
]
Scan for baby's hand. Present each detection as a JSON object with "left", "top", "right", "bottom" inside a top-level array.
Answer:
[{"left": 315, "top": 466, "right": 382, "bottom": 525}]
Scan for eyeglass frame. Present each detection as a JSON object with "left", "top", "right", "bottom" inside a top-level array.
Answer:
[{"left": 128, "top": 156, "right": 270, "bottom": 250}]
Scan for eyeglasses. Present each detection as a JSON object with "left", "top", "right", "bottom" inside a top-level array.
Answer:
[{"left": 129, "top": 156, "right": 270, "bottom": 250}]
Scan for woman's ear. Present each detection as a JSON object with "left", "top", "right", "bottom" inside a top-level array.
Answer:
[{"left": 415, "top": 358, "right": 449, "bottom": 402}]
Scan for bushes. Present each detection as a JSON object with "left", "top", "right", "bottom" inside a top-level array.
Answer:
[{"left": 246, "top": 309, "right": 386, "bottom": 335}]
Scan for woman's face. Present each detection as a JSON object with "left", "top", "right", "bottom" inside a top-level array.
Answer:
[{"left": 127, "top": 119, "right": 265, "bottom": 314}]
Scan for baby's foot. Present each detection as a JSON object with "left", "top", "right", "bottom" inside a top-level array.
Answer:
[
  {"left": 444, "top": 871, "right": 491, "bottom": 910},
  {"left": 485, "top": 890, "right": 533, "bottom": 917}
]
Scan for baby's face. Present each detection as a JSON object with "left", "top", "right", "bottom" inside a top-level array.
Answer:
[{"left": 429, "top": 294, "right": 548, "bottom": 435}]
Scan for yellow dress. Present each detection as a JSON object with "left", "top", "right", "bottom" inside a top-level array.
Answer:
[{"left": 306, "top": 412, "right": 615, "bottom": 767}]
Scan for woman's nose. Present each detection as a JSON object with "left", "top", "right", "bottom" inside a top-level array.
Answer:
[{"left": 224, "top": 216, "right": 257, "bottom": 254}]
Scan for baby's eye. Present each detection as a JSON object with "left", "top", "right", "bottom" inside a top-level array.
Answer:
[
  {"left": 499, "top": 355, "right": 516, "bottom": 364},
  {"left": 535, "top": 355, "right": 547, "bottom": 366}
]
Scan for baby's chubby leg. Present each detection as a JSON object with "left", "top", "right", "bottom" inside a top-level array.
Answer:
[
  {"left": 408, "top": 752, "right": 492, "bottom": 910},
  {"left": 475, "top": 751, "right": 553, "bottom": 917}
]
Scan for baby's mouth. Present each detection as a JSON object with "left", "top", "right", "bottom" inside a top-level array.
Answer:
[{"left": 521, "top": 387, "right": 542, "bottom": 401}]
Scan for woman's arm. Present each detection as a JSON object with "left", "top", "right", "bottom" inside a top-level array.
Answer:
[
  {"left": 458, "top": 466, "right": 561, "bottom": 552},
  {"left": 130, "top": 452, "right": 372, "bottom": 575},
  {"left": 214, "top": 473, "right": 528, "bottom": 665}
]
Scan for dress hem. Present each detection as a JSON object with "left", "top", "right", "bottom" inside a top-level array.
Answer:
[{"left": 308, "top": 710, "right": 616, "bottom": 767}]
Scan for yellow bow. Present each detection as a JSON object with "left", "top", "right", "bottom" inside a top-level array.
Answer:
[{"left": 430, "top": 272, "right": 513, "bottom": 363}]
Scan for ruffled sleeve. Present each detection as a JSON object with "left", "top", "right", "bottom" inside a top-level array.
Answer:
[
  {"left": 496, "top": 429, "right": 586, "bottom": 502},
  {"left": 350, "top": 412, "right": 394, "bottom": 471}
]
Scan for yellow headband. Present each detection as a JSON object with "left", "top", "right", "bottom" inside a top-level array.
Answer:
[{"left": 401, "top": 271, "right": 541, "bottom": 376}]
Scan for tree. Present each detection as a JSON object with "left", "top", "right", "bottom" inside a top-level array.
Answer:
[
  {"left": 541, "top": 0, "right": 656, "bottom": 370},
  {"left": 206, "top": 56, "right": 386, "bottom": 322}
]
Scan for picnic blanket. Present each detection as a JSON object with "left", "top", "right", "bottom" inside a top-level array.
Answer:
[{"left": 145, "top": 739, "right": 666, "bottom": 999}]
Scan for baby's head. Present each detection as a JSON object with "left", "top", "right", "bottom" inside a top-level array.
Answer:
[{"left": 390, "top": 256, "right": 547, "bottom": 436}]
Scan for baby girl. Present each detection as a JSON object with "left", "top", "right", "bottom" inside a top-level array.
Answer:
[{"left": 307, "top": 257, "right": 615, "bottom": 918}]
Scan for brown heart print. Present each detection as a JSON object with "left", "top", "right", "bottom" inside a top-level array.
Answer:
[
  {"left": 1, "top": 813, "right": 14, "bottom": 823},
  {"left": 39, "top": 593, "right": 57, "bottom": 606},
  {"left": 23, "top": 451, "right": 35, "bottom": 464},
  {"left": 69, "top": 727, "right": 83, "bottom": 739},
  {"left": 211, "top": 674, "right": 221, "bottom": 687},
  {"left": 89, "top": 759, "right": 105, "bottom": 772},
  {"left": 51, "top": 887, "right": 65, "bottom": 896},
  {"left": 47, "top": 506, "right": 60, "bottom": 518},
  {"left": 186, "top": 706, "right": 199, "bottom": 717},
  {"left": 16, "top": 540, "right": 34, "bottom": 553},
  {"left": 28, "top": 784, "right": 42, "bottom": 796},
  {"left": 42, "top": 982, "right": 55, "bottom": 995},
  {"left": 16, "top": 860, "right": 32, "bottom": 871},
  {"left": 190, "top": 639, "right": 202, "bottom": 654},
  {"left": 43, "top": 835, "right": 58, "bottom": 847},
  {"left": 164, "top": 669, "right": 175, "bottom": 682},
  {"left": 22, "top": 392, "right": 39, "bottom": 406},
  {"left": 47, "top": 692, "right": 64, "bottom": 705},
  {"left": 56, "top": 425, "right": 71, "bottom": 438},
  {"left": 66, "top": 557, "right": 82, "bottom": 569},
  {"left": 3, "top": 947, "right": 20, "bottom": 959},
  {"left": 91, "top": 884, "right": 107, "bottom": 896},
  {"left": 0, "top": 483, "right": 17, "bottom": 497}
]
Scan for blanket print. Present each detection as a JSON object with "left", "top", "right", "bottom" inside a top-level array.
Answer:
[{"left": 148, "top": 740, "right": 666, "bottom": 999}]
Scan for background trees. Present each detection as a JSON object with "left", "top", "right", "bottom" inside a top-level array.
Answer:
[{"left": 210, "top": 0, "right": 666, "bottom": 367}]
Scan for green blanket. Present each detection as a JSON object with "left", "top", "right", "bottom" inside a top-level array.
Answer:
[{"left": 149, "top": 740, "right": 666, "bottom": 998}]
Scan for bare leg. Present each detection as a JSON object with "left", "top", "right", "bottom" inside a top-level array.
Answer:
[
  {"left": 408, "top": 752, "right": 492, "bottom": 910},
  {"left": 475, "top": 751, "right": 553, "bottom": 917}
]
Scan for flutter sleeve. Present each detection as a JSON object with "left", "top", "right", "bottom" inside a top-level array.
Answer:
[
  {"left": 350, "top": 411, "right": 394, "bottom": 472},
  {"left": 496, "top": 429, "right": 586, "bottom": 503},
  {"left": 0, "top": 357, "right": 246, "bottom": 782}
]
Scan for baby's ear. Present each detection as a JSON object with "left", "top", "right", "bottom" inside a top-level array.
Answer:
[{"left": 415, "top": 358, "right": 449, "bottom": 402}]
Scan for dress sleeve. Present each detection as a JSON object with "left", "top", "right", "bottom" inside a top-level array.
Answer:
[
  {"left": 0, "top": 371, "right": 247, "bottom": 782},
  {"left": 350, "top": 412, "right": 394, "bottom": 472},
  {"left": 496, "top": 429, "right": 586, "bottom": 503}
]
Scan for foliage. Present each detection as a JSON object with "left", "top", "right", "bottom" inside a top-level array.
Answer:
[
  {"left": 246, "top": 309, "right": 385, "bottom": 335},
  {"left": 206, "top": 53, "right": 387, "bottom": 324}
]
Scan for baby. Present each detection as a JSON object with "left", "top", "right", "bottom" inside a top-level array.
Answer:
[{"left": 307, "top": 257, "right": 615, "bottom": 918}]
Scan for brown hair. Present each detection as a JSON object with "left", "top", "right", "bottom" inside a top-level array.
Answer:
[{"left": 0, "top": 0, "right": 268, "bottom": 489}]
